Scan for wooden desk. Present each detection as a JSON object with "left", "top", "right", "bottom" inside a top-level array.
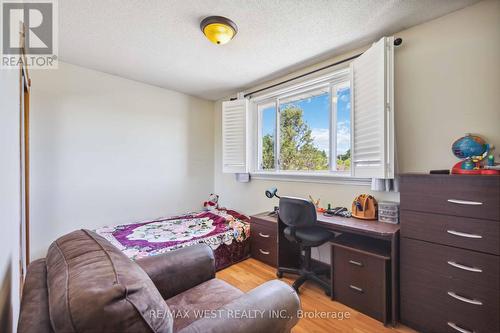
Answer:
[{"left": 250, "top": 212, "right": 400, "bottom": 326}]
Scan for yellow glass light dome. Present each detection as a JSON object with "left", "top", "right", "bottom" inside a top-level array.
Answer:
[{"left": 200, "top": 16, "right": 237, "bottom": 45}]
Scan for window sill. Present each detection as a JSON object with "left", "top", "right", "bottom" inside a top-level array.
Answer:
[{"left": 250, "top": 171, "right": 371, "bottom": 186}]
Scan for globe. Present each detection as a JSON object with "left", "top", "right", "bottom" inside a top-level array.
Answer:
[{"left": 452, "top": 134, "right": 487, "bottom": 159}]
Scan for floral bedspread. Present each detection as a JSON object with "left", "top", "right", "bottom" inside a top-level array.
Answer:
[{"left": 95, "top": 209, "right": 250, "bottom": 260}]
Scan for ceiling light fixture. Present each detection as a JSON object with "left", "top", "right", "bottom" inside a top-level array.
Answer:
[{"left": 200, "top": 16, "right": 237, "bottom": 45}]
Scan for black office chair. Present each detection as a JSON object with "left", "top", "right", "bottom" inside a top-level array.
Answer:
[{"left": 276, "top": 196, "right": 332, "bottom": 295}]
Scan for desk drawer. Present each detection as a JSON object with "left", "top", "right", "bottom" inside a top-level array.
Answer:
[
  {"left": 333, "top": 246, "right": 388, "bottom": 322},
  {"left": 401, "top": 210, "right": 500, "bottom": 255},
  {"left": 250, "top": 222, "right": 277, "bottom": 267},
  {"left": 251, "top": 214, "right": 278, "bottom": 228},
  {"left": 334, "top": 248, "right": 385, "bottom": 291},
  {"left": 400, "top": 175, "right": 500, "bottom": 221},
  {"left": 251, "top": 236, "right": 277, "bottom": 267},
  {"left": 401, "top": 240, "right": 500, "bottom": 333},
  {"left": 252, "top": 222, "right": 276, "bottom": 240}
]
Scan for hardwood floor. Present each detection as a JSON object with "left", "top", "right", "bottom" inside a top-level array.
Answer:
[{"left": 217, "top": 258, "right": 418, "bottom": 333}]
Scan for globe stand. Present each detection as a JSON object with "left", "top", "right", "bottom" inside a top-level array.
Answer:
[
  {"left": 451, "top": 161, "right": 500, "bottom": 175},
  {"left": 451, "top": 160, "right": 482, "bottom": 175}
]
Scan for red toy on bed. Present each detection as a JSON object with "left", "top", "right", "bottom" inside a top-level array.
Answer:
[{"left": 203, "top": 193, "right": 219, "bottom": 211}]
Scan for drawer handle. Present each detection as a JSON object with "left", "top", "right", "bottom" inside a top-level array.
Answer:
[
  {"left": 447, "top": 199, "right": 483, "bottom": 206},
  {"left": 348, "top": 260, "right": 363, "bottom": 267},
  {"left": 259, "top": 249, "right": 270, "bottom": 255},
  {"left": 349, "top": 285, "right": 364, "bottom": 293},
  {"left": 447, "top": 261, "right": 483, "bottom": 273},
  {"left": 258, "top": 232, "right": 270, "bottom": 238},
  {"left": 446, "top": 230, "right": 483, "bottom": 239},
  {"left": 447, "top": 291, "right": 482, "bottom": 306},
  {"left": 447, "top": 322, "right": 474, "bottom": 333}
]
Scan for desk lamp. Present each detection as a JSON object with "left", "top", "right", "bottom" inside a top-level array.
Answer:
[
  {"left": 265, "top": 187, "right": 280, "bottom": 215},
  {"left": 265, "top": 187, "right": 280, "bottom": 199}
]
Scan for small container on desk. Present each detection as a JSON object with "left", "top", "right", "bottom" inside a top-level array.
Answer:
[{"left": 378, "top": 201, "right": 399, "bottom": 224}]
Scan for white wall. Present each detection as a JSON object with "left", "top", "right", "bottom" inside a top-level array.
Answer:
[
  {"left": 395, "top": 0, "right": 500, "bottom": 172},
  {"left": 30, "top": 62, "right": 215, "bottom": 259},
  {"left": 0, "top": 70, "right": 21, "bottom": 333},
  {"left": 214, "top": 0, "right": 500, "bottom": 262}
]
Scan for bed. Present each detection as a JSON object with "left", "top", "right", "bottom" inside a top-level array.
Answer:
[{"left": 95, "top": 209, "right": 251, "bottom": 270}]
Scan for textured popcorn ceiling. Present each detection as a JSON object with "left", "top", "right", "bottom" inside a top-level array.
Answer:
[{"left": 59, "top": 0, "right": 479, "bottom": 100}]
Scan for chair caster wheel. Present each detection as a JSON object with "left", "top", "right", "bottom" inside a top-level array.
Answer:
[{"left": 276, "top": 271, "right": 283, "bottom": 278}]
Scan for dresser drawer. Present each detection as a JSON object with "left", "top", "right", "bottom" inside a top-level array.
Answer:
[
  {"left": 400, "top": 175, "right": 500, "bottom": 221},
  {"left": 250, "top": 221, "right": 277, "bottom": 267},
  {"left": 401, "top": 269, "right": 500, "bottom": 333},
  {"left": 401, "top": 238, "right": 499, "bottom": 333},
  {"left": 333, "top": 245, "right": 388, "bottom": 322},
  {"left": 401, "top": 210, "right": 500, "bottom": 255},
  {"left": 401, "top": 238, "right": 499, "bottom": 291}
]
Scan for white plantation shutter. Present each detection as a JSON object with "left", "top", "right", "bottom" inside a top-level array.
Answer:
[
  {"left": 350, "top": 36, "right": 394, "bottom": 179},
  {"left": 222, "top": 99, "right": 250, "bottom": 173}
]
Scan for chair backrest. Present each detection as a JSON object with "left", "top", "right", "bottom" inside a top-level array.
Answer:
[{"left": 278, "top": 196, "right": 317, "bottom": 228}]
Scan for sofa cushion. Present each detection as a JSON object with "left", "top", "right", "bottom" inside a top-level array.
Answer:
[
  {"left": 46, "top": 229, "right": 172, "bottom": 333},
  {"left": 165, "top": 278, "right": 243, "bottom": 332}
]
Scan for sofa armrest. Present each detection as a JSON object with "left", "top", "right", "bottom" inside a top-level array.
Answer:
[
  {"left": 18, "top": 259, "right": 54, "bottom": 333},
  {"left": 135, "top": 244, "right": 215, "bottom": 299},
  {"left": 179, "top": 280, "right": 301, "bottom": 333}
]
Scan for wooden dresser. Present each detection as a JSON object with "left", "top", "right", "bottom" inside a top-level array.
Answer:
[{"left": 400, "top": 174, "right": 500, "bottom": 333}]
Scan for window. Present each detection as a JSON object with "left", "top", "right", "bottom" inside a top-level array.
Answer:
[
  {"left": 256, "top": 73, "right": 351, "bottom": 175},
  {"left": 279, "top": 86, "right": 330, "bottom": 171},
  {"left": 222, "top": 36, "right": 395, "bottom": 180},
  {"left": 257, "top": 101, "right": 276, "bottom": 170},
  {"left": 334, "top": 82, "right": 351, "bottom": 172}
]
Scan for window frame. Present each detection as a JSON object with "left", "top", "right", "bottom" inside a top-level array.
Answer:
[
  {"left": 256, "top": 99, "right": 278, "bottom": 171},
  {"left": 332, "top": 80, "right": 352, "bottom": 173},
  {"left": 252, "top": 67, "right": 353, "bottom": 179}
]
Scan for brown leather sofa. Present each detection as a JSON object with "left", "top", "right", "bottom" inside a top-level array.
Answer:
[{"left": 18, "top": 229, "right": 300, "bottom": 333}]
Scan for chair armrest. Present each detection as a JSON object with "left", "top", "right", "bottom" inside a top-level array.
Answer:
[
  {"left": 135, "top": 244, "right": 215, "bottom": 299},
  {"left": 179, "top": 280, "right": 301, "bottom": 333}
]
